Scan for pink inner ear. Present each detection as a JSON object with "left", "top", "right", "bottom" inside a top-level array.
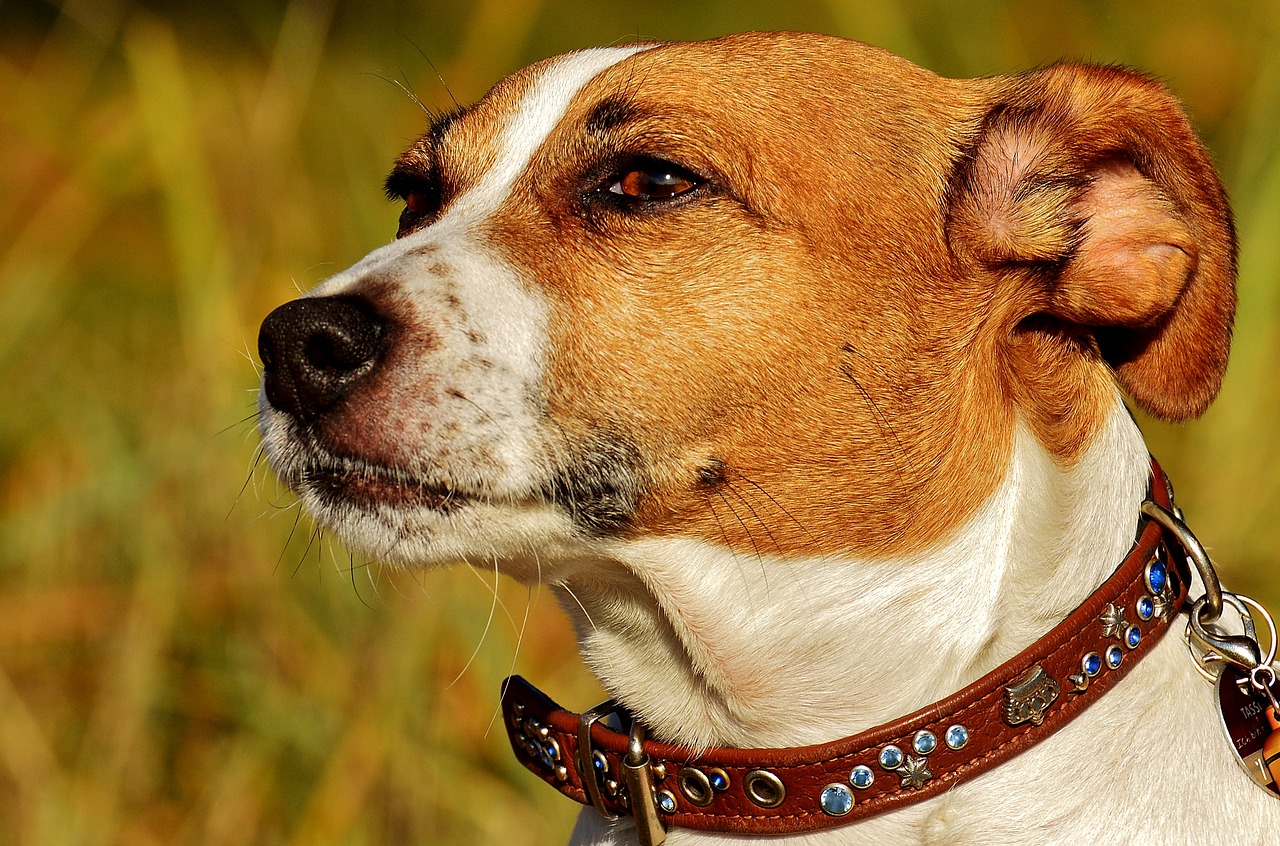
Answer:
[
  {"left": 1051, "top": 162, "right": 1194, "bottom": 328},
  {"left": 957, "top": 122, "right": 1080, "bottom": 265}
]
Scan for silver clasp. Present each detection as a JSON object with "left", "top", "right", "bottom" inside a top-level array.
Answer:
[
  {"left": 1143, "top": 500, "right": 1280, "bottom": 684},
  {"left": 622, "top": 722, "right": 668, "bottom": 846},
  {"left": 1187, "top": 593, "right": 1267, "bottom": 681}
]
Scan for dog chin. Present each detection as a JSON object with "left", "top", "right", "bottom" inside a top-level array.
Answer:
[
  {"left": 268, "top": 451, "right": 581, "bottom": 575},
  {"left": 299, "top": 491, "right": 585, "bottom": 577}
]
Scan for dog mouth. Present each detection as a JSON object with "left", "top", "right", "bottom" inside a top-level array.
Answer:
[
  {"left": 301, "top": 460, "right": 465, "bottom": 512},
  {"left": 262, "top": 416, "right": 645, "bottom": 536}
]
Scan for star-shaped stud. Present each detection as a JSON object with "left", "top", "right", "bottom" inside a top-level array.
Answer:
[
  {"left": 1099, "top": 603, "right": 1128, "bottom": 639},
  {"left": 1151, "top": 585, "right": 1175, "bottom": 621},
  {"left": 898, "top": 754, "right": 932, "bottom": 790}
]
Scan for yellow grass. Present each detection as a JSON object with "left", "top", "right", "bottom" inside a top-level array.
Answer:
[{"left": 0, "top": 1, "right": 1277, "bottom": 842}]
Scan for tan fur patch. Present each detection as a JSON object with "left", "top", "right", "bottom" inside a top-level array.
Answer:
[
  {"left": 371, "top": 35, "right": 1232, "bottom": 560},
  {"left": 479, "top": 34, "right": 1018, "bottom": 558}
]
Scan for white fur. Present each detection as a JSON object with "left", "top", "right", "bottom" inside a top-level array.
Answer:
[
  {"left": 555, "top": 404, "right": 1280, "bottom": 845},
  {"left": 259, "top": 47, "right": 650, "bottom": 567},
  {"left": 260, "top": 41, "right": 1280, "bottom": 845}
]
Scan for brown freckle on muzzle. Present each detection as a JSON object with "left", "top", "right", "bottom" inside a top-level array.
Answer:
[{"left": 401, "top": 244, "right": 441, "bottom": 259}]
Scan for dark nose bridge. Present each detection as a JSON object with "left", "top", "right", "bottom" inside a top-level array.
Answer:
[{"left": 258, "top": 295, "right": 389, "bottom": 422}]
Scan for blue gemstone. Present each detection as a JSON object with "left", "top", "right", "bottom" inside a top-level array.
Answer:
[
  {"left": 1083, "top": 652, "right": 1102, "bottom": 677},
  {"left": 913, "top": 730, "right": 937, "bottom": 755},
  {"left": 1136, "top": 596, "right": 1154, "bottom": 621},
  {"left": 1125, "top": 625, "right": 1142, "bottom": 649},
  {"left": 820, "top": 784, "right": 854, "bottom": 816},
  {"left": 850, "top": 765, "right": 874, "bottom": 789},
  {"left": 879, "top": 745, "right": 904, "bottom": 770},
  {"left": 945, "top": 725, "right": 969, "bottom": 750},
  {"left": 657, "top": 791, "right": 677, "bottom": 814},
  {"left": 1106, "top": 645, "right": 1123, "bottom": 669},
  {"left": 1147, "top": 560, "right": 1168, "bottom": 594},
  {"left": 593, "top": 752, "right": 607, "bottom": 773},
  {"left": 710, "top": 770, "right": 729, "bottom": 791}
]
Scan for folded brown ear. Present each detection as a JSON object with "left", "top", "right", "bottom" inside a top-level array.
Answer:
[{"left": 947, "top": 64, "right": 1237, "bottom": 420}]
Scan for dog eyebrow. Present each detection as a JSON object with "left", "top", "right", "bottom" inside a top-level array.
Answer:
[
  {"left": 585, "top": 95, "right": 643, "bottom": 135},
  {"left": 383, "top": 107, "right": 465, "bottom": 200},
  {"left": 429, "top": 106, "right": 464, "bottom": 146}
]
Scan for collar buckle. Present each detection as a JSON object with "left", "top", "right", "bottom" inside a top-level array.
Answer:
[
  {"left": 576, "top": 698, "right": 668, "bottom": 844},
  {"left": 577, "top": 698, "right": 620, "bottom": 821}
]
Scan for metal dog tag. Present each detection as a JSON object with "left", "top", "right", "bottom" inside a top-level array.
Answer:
[{"left": 1216, "top": 664, "right": 1280, "bottom": 798}]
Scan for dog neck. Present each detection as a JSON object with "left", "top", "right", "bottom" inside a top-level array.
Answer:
[{"left": 550, "top": 400, "right": 1150, "bottom": 751}]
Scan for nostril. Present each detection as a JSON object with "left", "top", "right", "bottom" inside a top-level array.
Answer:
[
  {"left": 304, "top": 322, "right": 381, "bottom": 374},
  {"left": 258, "top": 295, "right": 389, "bottom": 421}
]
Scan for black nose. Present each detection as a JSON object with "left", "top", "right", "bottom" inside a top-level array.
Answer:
[{"left": 258, "top": 296, "right": 388, "bottom": 422}]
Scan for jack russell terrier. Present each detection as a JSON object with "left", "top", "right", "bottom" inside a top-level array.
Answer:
[{"left": 257, "top": 32, "right": 1280, "bottom": 845}]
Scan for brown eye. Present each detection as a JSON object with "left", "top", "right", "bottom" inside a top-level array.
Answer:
[
  {"left": 405, "top": 190, "right": 432, "bottom": 214},
  {"left": 607, "top": 159, "right": 700, "bottom": 201},
  {"left": 385, "top": 170, "right": 443, "bottom": 236}
]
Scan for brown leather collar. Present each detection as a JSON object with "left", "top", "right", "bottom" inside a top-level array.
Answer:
[{"left": 502, "top": 459, "right": 1191, "bottom": 839}]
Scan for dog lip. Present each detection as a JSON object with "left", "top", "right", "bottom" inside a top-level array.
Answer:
[{"left": 302, "top": 461, "right": 463, "bottom": 511}]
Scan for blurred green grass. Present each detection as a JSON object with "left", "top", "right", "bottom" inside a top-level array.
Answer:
[{"left": 0, "top": 0, "right": 1277, "bottom": 843}]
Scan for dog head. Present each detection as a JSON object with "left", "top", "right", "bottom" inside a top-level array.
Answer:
[{"left": 257, "top": 32, "right": 1234, "bottom": 575}]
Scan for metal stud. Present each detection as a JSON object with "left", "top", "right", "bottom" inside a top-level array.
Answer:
[
  {"left": 555, "top": 765, "right": 569, "bottom": 782},
  {"left": 944, "top": 725, "right": 969, "bottom": 750},
  {"left": 657, "top": 790, "right": 677, "bottom": 814},
  {"left": 743, "top": 770, "right": 786, "bottom": 808},
  {"left": 1099, "top": 603, "right": 1129, "bottom": 639},
  {"left": 879, "top": 745, "right": 904, "bottom": 770},
  {"left": 819, "top": 783, "right": 854, "bottom": 816},
  {"left": 1105, "top": 644, "right": 1123, "bottom": 669},
  {"left": 1001, "top": 665, "right": 1059, "bottom": 727},
  {"left": 897, "top": 755, "right": 932, "bottom": 790},
  {"left": 1151, "top": 588, "right": 1173, "bottom": 620},
  {"left": 912, "top": 730, "right": 937, "bottom": 755},
  {"left": 1145, "top": 559, "right": 1168, "bottom": 595}
]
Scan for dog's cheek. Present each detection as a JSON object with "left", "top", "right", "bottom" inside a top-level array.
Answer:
[{"left": 541, "top": 429, "right": 646, "bottom": 535}]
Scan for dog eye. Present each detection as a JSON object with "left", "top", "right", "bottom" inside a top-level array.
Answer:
[
  {"left": 404, "top": 190, "right": 434, "bottom": 215},
  {"left": 392, "top": 186, "right": 443, "bottom": 236},
  {"left": 605, "top": 159, "right": 700, "bottom": 202},
  {"left": 385, "top": 170, "right": 443, "bottom": 235}
]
